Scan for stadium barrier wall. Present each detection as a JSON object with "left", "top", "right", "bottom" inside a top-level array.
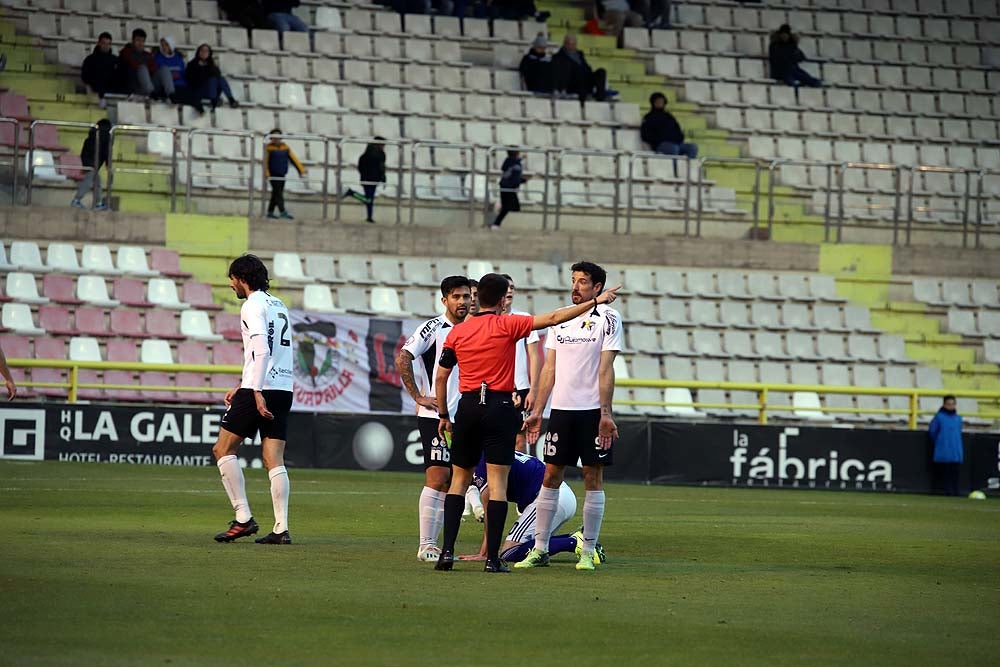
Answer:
[{"left": 2, "top": 402, "right": 996, "bottom": 496}]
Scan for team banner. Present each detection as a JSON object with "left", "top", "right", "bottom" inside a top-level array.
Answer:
[{"left": 288, "top": 311, "right": 419, "bottom": 415}]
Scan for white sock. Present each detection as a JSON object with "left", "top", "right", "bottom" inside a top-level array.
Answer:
[
  {"left": 217, "top": 455, "right": 252, "bottom": 523},
  {"left": 466, "top": 484, "right": 483, "bottom": 513},
  {"left": 269, "top": 465, "right": 290, "bottom": 534},
  {"left": 582, "top": 490, "right": 606, "bottom": 556},
  {"left": 419, "top": 486, "right": 446, "bottom": 548},
  {"left": 532, "top": 485, "right": 561, "bottom": 553}
]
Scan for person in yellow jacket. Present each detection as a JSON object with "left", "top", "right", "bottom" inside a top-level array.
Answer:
[{"left": 264, "top": 128, "right": 306, "bottom": 220}]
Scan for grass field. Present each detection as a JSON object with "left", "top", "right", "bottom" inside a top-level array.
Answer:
[{"left": 1, "top": 461, "right": 998, "bottom": 666}]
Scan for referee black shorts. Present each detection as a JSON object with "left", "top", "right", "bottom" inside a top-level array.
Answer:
[
  {"left": 450, "top": 391, "right": 520, "bottom": 469},
  {"left": 543, "top": 408, "right": 613, "bottom": 467},
  {"left": 220, "top": 388, "right": 294, "bottom": 441}
]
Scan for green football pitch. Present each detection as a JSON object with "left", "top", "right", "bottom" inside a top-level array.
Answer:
[{"left": 1, "top": 461, "right": 998, "bottom": 666}]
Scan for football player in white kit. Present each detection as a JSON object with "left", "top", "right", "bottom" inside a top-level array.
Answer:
[
  {"left": 212, "top": 254, "right": 296, "bottom": 545},
  {"left": 396, "top": 276, "right": 472, "bottom": 562},
  {"left": 520, "top": 261, "right": 622, "bottom": 571}
]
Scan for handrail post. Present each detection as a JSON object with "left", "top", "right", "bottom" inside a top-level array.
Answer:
[
  {"left": 836, "top": 162, "right": 845, "bottom": 243},
  {"left": 683, "top": 157, "right": 692, "bottom": 236},
  {"left": 612, "top": 152, "right": 621, "bottom": 234},
  {"left": 960, "top": 169, "right": 971, "bottom": 249},
  {"left": 906, "top": 167, "right": 915, "bottom": 246},
  {"left": 751, "top": 159, "right": 761, "bottom": 230},
  {"left": 758, "top": 387, "right": 768, "bottom": 424},
  {"left": 974, "top": 170, "right": 984, "bottom": 249},
  {"left": 335, "top": 139, "right": 344, "bottom": 222},
  {"left": 908, "top": 391, "right": 918, "bottom": 430},
  {"left": 694, "top": 158, "right": 703, "bottom": 237},
  {"left": 766, "top": 159, "right": 781, "bottom": 239},
  {"left": 68, "top": 364, "right": 79, "bottom": 403},
  {"left": 185, "top": 130, "right": 193, "bottom": 213},
  {"left": 626, "top": 154, "right": 635, "bottom": 235},
  {"left": 891, "top": 165, "right": 901, "bottom": 246},
  {"left": 823, "top": 162, "right": 833, "bottom": 242},
  {"left": 409, "top": 141, "right": 419, "bottom": 225},
  {"left": 484, "top": 146, "right": 495, "bottom": 227},
  {"left": 541, "top": 149, "right": 550, "bottom": 231},
  {"left": 26, "top": 122, "right": 36, "bottom": 206},
  {"left": 553, "top": 149, "right": 563, "bottom": 231},
  {"left": 466, "top": 145, "right": 476, "bottom": 229},
  {"left": 10, "top": 121, "right": 19, "bottom": 205},
  {"left": 168, "top": 128, "right": 177, "bottom": 213},
  {"left": 395, "top": 140, "right": 405, "bottom": 226},
  {"left": 246, "top": 131, "right": 256, "bottom": 218},
  {"left": 321, "top": 138, "right": 330, "bottom": 221}
]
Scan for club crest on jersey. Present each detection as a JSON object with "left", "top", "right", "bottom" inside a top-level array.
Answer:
[
  {"left": 291, "top": 317, "right": 359, "bottom": 408},
  {"left": 581, "top": 319, "right": 594, "bottom": 330}
]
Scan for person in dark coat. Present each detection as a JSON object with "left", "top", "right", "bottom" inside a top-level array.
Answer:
[
  {"left": 519, "top": 34, "right": 552, "bottom": 93},
  {"left": 769, "top": 24, "right": 822, "bottom": 88},
  {"left": 81, "top": 32, "right": 123, "bottom": 107},
  {"left": 929, "top": 395, "right": 964, "bottom": 496},
  {"left": 640, "top": 92, "right": 697, "bottom": 159},
  {"left": 70, "top": 119, "right": 112, "bottom": 210},
  {"left": 344, "top": 138, "right": 387, "bottom": 223},
  {"left": 218, "top": 0, "right": 269, "bottom": 30},
  {"left": 491, "top": 150, "right": 528, "bottom": 229},
  {"left": 184, "top": 44, "right": 239, "bottom": 111},
  {"left": 551, "top": 34, "right": 616, "bottom": 102},
  {"left": 262, "top": 0, "right": 308, "bottom": 33}
]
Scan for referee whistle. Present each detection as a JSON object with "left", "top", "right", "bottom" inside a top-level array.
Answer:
[{"left": 479, "top": 382, "right": 488, "bottom": 405}]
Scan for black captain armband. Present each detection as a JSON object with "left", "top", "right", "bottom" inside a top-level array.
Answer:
[
  {"left": 438, "top": 412, "right": 450, "bottom": 420},
  {"left": 439, "top": 347, "right": 457, "bottom": 369}
]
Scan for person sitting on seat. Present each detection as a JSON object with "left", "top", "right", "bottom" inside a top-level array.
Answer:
[
  {"left": 640, "top": 92, "right": 698, "bottom": 160},
  {"left": 519, "top": 34, "right": 552, "bottom": 94},
  {"left": 119, "top": 28, "right": 174, "bottom": 100},
  {"left": 769, "top": 23, "right": 822, "bottom": 88},
  {"left": 551, "top": 34, "right": 617, "bottom": 102},
  {"left": 81, "top": 32, "right": 123, "bottom": 108}
]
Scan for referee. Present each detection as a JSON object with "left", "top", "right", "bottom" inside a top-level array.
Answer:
[{"left": 434, "top": 272, "right": 620, "bottom": 573}]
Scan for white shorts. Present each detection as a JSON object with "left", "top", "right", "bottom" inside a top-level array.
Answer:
[{"left": 506, "top": 482, "right": 577, "bottom": 544}]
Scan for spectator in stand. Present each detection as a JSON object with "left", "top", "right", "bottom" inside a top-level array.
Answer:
[
  {"left": 552, "top": 34, "right": 617, "bottom": 102},
  {"left": 218, "top": 0, "right": 269, "bottom": 30},
  {"left": 769, "top": 24, "right": 822, "bottom": 88},
  {"left": 343, "top": 138, "right": 387, "bottom": 224},
  {"left": 641, "top": 92, "right": 697, "bottom": 161},
  {"left": 490, "top": 0, "right": 550, "bottom": 21},
  {"left": 602, "top": 0, "right": 643, "bottom": 45},
  {"left": 929, "top": 395, "right": 964, "bottom": 497},
  {"left": 519, "top": 34, "right": 552, "bottom": 94},
  {"left": 631, "top": 0, "right": 669, "bottom": 29},
  {"left": 81, "top": 32, "right": 122, "bottom": 109},
  {"left": 185, "top": 44, "right": 239, "bottom": 111},
  {"left": 265, "top": 128, "right": 306, "bottom": 220},
  {"left": 491, "top": 150, "right": 528, "bottom": 230},
  {"left": 119, "top": 28, "right": 174, "bottom": 100},
  {"left": 263, "top": 0, "right": 309, "bottom": 33},
  {"left": 154, "top": 37, "right": 186, "bottom": 98},
  {"left": 70, "top": 119, "right": 111, "bottom": 211}
]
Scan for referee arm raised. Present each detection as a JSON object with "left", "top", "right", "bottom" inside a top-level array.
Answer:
[{"left": 431, "top": 273, "right": 620, "bottom": 572}]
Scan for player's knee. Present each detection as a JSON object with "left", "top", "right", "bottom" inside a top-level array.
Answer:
[
  {"left": 426, "top": 466, "right": 450, "bottom": 491},
  {"left": 582, "top": 466, "right": 603, "bottom": 490},
  {"left": 542, "top": 467, "right": 564, "bottom": 488},
  {"left": 212, "top": 440, "right": 235, "bottom": 461}
]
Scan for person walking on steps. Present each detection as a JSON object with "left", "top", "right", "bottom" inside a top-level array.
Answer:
[
  {"left": 264, "top": 128, "right": 306, "bottom": 220},
  {"left": 343, "top": 137, "right": 386, "bottom": 223}
]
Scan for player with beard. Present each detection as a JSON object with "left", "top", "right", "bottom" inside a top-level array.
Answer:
[
  {"left": 520, "top": 261, "right": 622, "bottom": 571},
  {"left": 396, "top": 276, "right": 472, "bottom": 562},
  {"left": 212, "top": 254, "right": 295, "bottom": 545}
]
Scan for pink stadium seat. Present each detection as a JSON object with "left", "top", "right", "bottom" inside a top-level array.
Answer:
[
  {"left": 0, "top": 333, "right": 35, "bottom": 397},
  {"left": 42, "top": 274, "right": 83, "bottom": 304},
  {"left": 149, "top": 249, "right": 192, "bottom": 278},
  {"left": 176, "top": 372, "right": 215, "bottom": 404},
  {"left": 37, "top": 305, "right": 76, "bottom": 335},
  {"left": 103, "top": 370, "right": 137, "bottom": 401},
  {"left": 213, "top": 343, "right": 243, "bottom": 365},
  {"left": 215, "top": 312, "right": 242, "bottom": 341},
  {"left": 144, "top": 310, "right": 183, "bottom": 339},
  {"left": 75, "top": 306, "right": 110, "bottom": 336},
  {"left": 106, "top": 339, "right": 139, "bottom": 362},
  {"left": 0, "top": 122, "right": 18, "bottom": 148},
  {"left": 32, "top": 124, "right": 65, "bottom": 151},
  {"left": 113, "top": 277, "right": 153, "bottom": 307},
  {"left": 178, "top": 340, "right": 211, "bottom": 365},
  {"left": 0, "top": 92, "right": 30, "bottom": 121},
  {"left": 59, "top": 153, "right": 85, "bottom": 180},
  {"left": 109, "top": 309, "right": 148, "bottom": 339},
  {"left": 182, "top": 281, "right": 222, "bottom": 311},
  {"left": 77, "top": 369, "right": 104, "bottom": 399},
  {"left": 32, "top": 337, "right": 67, "bottom": 397},
  {"left": 139, "top": 371, "right": 177, "bottom": 402}
]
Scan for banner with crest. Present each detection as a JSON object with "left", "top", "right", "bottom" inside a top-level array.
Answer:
[{"left": 289, "top": 311, "right": 421, "bottom": 415}]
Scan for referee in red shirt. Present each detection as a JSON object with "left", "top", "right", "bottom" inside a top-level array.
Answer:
[{"left": 433, "top": 273, "right": 620, "bottom": 572}]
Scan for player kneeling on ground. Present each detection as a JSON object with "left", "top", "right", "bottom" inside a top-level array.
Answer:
[{"left": 459, "top": 451, "right": 605, "bottom": 565}]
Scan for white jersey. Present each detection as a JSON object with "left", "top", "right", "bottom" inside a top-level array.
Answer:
[
  {"left": 401, "top": 314, "right": 461, "bottom": 420},
  {"left": 512, "top": 309, "right": 540, "bottom": 391},
  {"left": 240, "top": 290, "right": 294, "bottom": 392},
  {"left": 545, "top": 303, "right": 622, "bottom": 410}
]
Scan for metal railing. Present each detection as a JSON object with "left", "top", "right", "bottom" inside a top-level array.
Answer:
[
  {"left": 27, "top": 120, "right": 101, "bottom": 207},
  {"left": 186, "top": 128, "right": 257, "bottom": 217},
  {"left": 615, "top": 378, "right": 1000, "bottom": 430},
  {"left": 1, "top": 117, "right": 20, "bottom": 204},
  {"left": 7, "top": 359, "right": 241, "bottom": 404},
  {"left": 13, "top": 119, "right": 1000, "bottom": 245}
]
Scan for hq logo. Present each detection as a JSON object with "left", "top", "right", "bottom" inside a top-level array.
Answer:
[{"left": 0, "top": 409, "right": 46, "bottom": 460}]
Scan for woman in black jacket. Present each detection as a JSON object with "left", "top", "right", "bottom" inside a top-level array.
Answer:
[
  {"left": 184, "top": 44, "right": 239, "bottom": 110},
  {"left": 344, "top": 138, "right": 386, "bottom": 223},
  {"left": 768, "top": 24, "right": 822, "bottom": 88}
]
